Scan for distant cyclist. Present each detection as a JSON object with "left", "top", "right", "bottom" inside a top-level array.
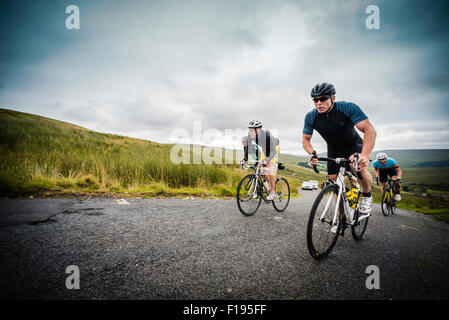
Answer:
[
  {"left": 302, "top": 82, "right": 377, "bottom": 214},
  {"left": 240, "top": 120, "right": 280, "bottom": 201},
  {"left": 373, "top": 152, "right": 402, "bottom": 201}
]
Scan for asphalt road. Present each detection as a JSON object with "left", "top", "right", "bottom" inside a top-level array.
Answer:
[{"left": 0, "top": 191, "right": 448, "bottom": 299}]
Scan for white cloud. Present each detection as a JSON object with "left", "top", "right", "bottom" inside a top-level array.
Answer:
[{"left": 1, "top": 0, "right": 448, "bottom": 155}]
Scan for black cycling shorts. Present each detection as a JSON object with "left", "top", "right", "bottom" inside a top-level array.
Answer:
[
  {"left": 379, "top": 168, "right": 398, "bottom": 182},
  {"left": 327, "top": 143, "right": 363, "bottom": 175}
]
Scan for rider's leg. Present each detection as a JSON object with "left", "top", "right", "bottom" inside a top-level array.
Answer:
[
  {"left": 392, "top": 175, "right": 402, "bottom": 201},
  {"left": 267, "top": 173, "right": 276, "bottom": 194},
  {"left": 349, "top": 154, "right": 373, "bottom": 214},
  {"left": 392, "top": 176, "right": 401, "bottom": 193},
  {"left": 381, "top": 182, "right": 387, "bottom": 193},
  {"left": 262, "top": 172, "right": 276, "bottom": 201},
  {"left": 261, "top": 173, "right": 275, "bottom": 194},
  {"left": 348, "top": 155, "right": 373, "bottom": 193},
  {"left": 262, "top": 161, "right": 277, "bottom": 196}
]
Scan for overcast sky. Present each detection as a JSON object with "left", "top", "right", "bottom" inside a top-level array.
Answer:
[{"left": 1, "top": 0, "right": 449, "bottom": 155}]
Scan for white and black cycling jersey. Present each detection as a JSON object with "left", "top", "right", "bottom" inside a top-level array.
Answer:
[{"left": 243, "top": 129, "right": 279, "bottom": 162}]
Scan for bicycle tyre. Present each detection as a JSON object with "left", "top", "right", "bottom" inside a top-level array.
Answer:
[
  {"left": 390, "top": 193, "right": 396, "bottom": 215},
  {"left": 381, "top": 189, "right": 390, "bottom": 216},
  {"left": 272, "top": 177, "right": 290, "bottom": 212},
  {"left": 307, "top": 184, "right": 343, "bottom": 260},
  {"left": 351, "top": 194, "right": 369, "bottom": 240},
  {"left": 237, "top": 174, "right": 262, "bottom": 216}
]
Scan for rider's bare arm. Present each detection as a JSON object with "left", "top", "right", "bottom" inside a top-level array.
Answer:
[
  {"left": 302, "top": 134, "right": 314, "bottom": 155},
  {"left": 355, "top": 119, "right": 376, "bottom": 156},
  {"left": 355, "top": 119, "right": 377, "bottom": 169},
  {"left": 302, "top": 134, "right": 319, "bottom": 166},
  {"left": 395, "top": 167, "right": 402, "bottom": 179}
]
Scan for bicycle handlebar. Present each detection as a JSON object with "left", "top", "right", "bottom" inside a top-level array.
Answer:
[
  {"left": 242, "top": 161, "right": 268, "bottom": 170},
  {"left": 310, "top": 151, "right": 364, "bottom": 180}
]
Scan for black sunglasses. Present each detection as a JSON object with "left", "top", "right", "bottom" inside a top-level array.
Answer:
[{"left": 312, "top": 96, "right": 330, "bottom": 103}]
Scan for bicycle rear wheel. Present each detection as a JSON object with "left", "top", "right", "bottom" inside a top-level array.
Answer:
[
  {"left": 307, "top": 184, "right": 343, "bottom": 260},
  {"left": 390, "top": 194, "right": 396, "bottom": 215},
  {"left": 381, "top": 189, "right": 391, "bottom": 216},
  {"left": 237, "top": 174, "right": 262, "bottom": 216},
  {"left": 272, "top": 177, "right": 290, "bottom": 212}
]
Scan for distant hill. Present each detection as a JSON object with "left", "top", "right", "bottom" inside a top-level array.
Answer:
[
  {"left": 279, "top": 149, "right": 449, "bottom": 171},
  {"left": 372, "top": 149, "right": 449, "bottom": 168},
  {"left": 273, "top": 149, "right": 449, "bottom": 170},
  {"left": 278, "top": 153, "right": 308, "bottom": 164},
  {"left": 411, "top": 160, "right": 449, "bottom": 168}
]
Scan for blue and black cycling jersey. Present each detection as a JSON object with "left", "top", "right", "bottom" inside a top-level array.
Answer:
[
  {"left": 303, "top": 101, "right": 368, "bottom": 174},
  {"left": 303, "top": 101, "right": 368, "bottom": 149},
  {"left": 373, "top": 158, "right": 399, "bottom": 170},
  {"left": 374, "top": 158, "right": 400, "bottom": 182}
]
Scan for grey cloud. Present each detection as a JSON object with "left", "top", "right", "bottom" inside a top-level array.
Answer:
[
  {"left": 1, "top": 0, "right": 449, "bottom": 153},
  {"left": 106, "top": 98, "right": 184, "bottom": 131}
]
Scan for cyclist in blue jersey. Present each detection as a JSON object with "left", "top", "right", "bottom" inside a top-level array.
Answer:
[
  {"left": 373, "top": 152, "right": 402, "bottom": 201},
  {"left": 302, "top": 82, "right": 377, "bottom": 214}
]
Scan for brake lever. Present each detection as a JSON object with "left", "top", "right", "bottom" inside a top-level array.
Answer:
[{"left": 310, "top": 150, "right": 320, "bottom": 174}]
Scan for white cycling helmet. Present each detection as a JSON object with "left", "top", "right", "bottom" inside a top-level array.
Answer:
[
  {"left": 376, "top": 152, "right": 387, "bottom": 160},
  {"left": 248, "top": 120, "right": 262, "bottom": 128}
]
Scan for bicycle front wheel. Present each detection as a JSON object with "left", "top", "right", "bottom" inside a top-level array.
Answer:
[
  {"left": 272, "top": 177, "right": 290, "bottom": 212},
  {"left": 381, "top": 189, "right": 391, "bottom": 216},
  {"left": 237, "top": 174, "right": 262, "bottom": 216},
  {"left": 307, "top": 184, "right": 343, "bottom": 260}
]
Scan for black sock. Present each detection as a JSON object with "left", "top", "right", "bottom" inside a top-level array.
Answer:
[{"left": 362, "top": 192, "right": 371, "bottom": 197}]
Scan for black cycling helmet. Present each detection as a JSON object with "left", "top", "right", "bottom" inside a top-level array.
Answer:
[{"left": 310, "top": 82, "right": 336, "bottom": 97}]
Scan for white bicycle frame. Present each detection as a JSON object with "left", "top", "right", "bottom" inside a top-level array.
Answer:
[
  {"left": 242, "top": 161, "right": 276, "bottom": 199},
  {"left": 319, "top": 159, "right": 370, "bottom": 226}
]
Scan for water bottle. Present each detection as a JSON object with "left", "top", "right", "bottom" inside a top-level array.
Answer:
[
  {"left": 350, "top": 187, "right": 359, "bottom": 208},
  {"left": 346, "top": 187, "right": 359, "bottom": 209},
  {"left": 264, "top": 181, "right": 270, "bottom": 192}
]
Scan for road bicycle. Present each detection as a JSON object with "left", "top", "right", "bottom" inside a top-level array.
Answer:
[
  {"left": 306, "top": 152, "right": 370, "bottom": 260},
  {"left": 236, "top": 161, "right": 290, "bottom": 216},
  {"left": 379, "top": 177, "right": 397, "bottom": 216}
]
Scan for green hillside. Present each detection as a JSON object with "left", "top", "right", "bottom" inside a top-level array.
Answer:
[
  {"left": 411, "top": 160, "right": 449, "bottom": 168},
  {"left": 0, "top": 108, "right": 303, "bottom": 198}
]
